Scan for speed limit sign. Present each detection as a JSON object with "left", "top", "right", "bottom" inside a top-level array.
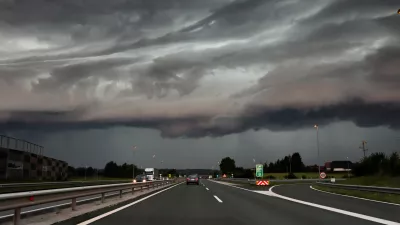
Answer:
[{"left": 320, "top": 172, "right": 326, "bottom": 179}]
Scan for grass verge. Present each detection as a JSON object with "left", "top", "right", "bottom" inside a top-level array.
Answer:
[
  {"left": 263, "top": 172, "right": 348, "bottom": 179},
  {"left": 313, "top": 184, "right": 400, "bottom": 204},
  {"left": 337, "top": 176, "right": 400, "bottom": 188}
]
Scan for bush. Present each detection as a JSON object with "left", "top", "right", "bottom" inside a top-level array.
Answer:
[
  {"left": 265, "top": 175, "right": 276, "bottom": 179},
  {"left": 284, "top": 173, "right": 297, "bottom": 179},
  {"left": 301, "top": 175, "right": 306, "bottom": 179}
]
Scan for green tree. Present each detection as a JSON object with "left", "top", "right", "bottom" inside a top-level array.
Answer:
[
  {"left": 219, "top": 157, "right": 236, "bottom": 175},
  {"left": 291, "top": 152, "right": 305, "bottom": 172},
  {"left": 389, "top": 152, "right": 400, "bottom": 175},
  {"left": 104, "top": 161, "right": 118, "bottom": 177}
]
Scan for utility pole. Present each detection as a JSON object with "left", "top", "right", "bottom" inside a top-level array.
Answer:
[
  {"left": 314, "top": 125, "right": 321, "bottom": 178},
  {"left": 359, "top": 140, "right": 368, "bottom": 158}
]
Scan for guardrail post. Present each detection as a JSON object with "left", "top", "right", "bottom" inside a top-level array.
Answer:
[
  {"left": 119, "top": 190, "right": 122, "bottom": 198},
  {"left": 72, "top": 198, "right": 77, "bottom": 211},
  {"left": 132, "top": 187, "right": 135, "bottom": 195},
  {"left": 101, "top": 193, "right": 105, "bottom": 203},
  {"left": 13, "top": 208, "right": 21, "bottom": 225}
]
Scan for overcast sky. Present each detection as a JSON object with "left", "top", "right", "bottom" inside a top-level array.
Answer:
[{"left": 0, "top": 0, "right": 399, "bottom": 168}]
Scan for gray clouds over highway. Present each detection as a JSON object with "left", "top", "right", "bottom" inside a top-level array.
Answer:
[
  {"left": 1, "top": 0, "right": 400, "bottom": 168},
  {"left": 1, "top": 0, "right": 399, "bottom": 138}
]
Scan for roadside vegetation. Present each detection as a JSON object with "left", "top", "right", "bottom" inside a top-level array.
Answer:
[
  {"left": 313, "top": 184, "right": 400, "bottom": 204},
  {"left": 312, "top": 152, "right": 400, "bottom": 203},
  {"left": 218, "top": 152, "right": 348, "bottom": 180}
]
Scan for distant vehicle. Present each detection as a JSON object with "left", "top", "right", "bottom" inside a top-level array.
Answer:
[
  {"left": 145, "top": 168, "right": 159, "bottom": 181},
  {"left": 186, "top": 174, "right": 200, "bottom": 185},
  {"left": 134, "top": 174, "right": 147, "bottom": 183}
]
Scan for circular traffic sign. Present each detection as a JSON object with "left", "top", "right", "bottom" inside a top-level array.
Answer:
[{"left": 320, "top": 172, "right": 326, "bottom": 179}]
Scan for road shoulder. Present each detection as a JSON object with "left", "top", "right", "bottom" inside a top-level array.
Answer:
[{"left": 271, "top": 183, "right": 400, "bottom": 223}]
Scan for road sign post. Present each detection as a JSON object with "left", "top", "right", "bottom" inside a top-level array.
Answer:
[
  {"left": 320, "top": 172, "right": 326, "bottom": 179},
  {"left": 256, "top": 164, "right": 263, "bottom": 179}
]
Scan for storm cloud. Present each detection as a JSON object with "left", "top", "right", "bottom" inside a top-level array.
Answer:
[{"left": 1, "top": 0, "right": 400, "bottom": 138}]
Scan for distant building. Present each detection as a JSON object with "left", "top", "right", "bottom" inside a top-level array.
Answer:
[
  {"left": 324, "top": 162, "right": 332, "bottom": 171},
  {"left": 324, "top": 161, "right": 352, "bottom": 172},
  {"left": 0, "top": 135, "right": 68, "bottom": 181}
]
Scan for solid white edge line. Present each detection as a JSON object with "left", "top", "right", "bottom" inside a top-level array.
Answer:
[
  {"left": 208, "top": 180, "right": 254, "bottom": 192},
  {"left": 209, "top": 180, "right": 400, "bottom": 225},
  {"left": 270, "top": 185, "right": 400, "bottom": 225},
  {"left": 77, "top": 182, "right": 183, "bottom": 225},
  {"left": 213, "top": 195, "right": 223, "bottom": 203},
  {"left": 309, "top": 185, "right": 400, "bottom": 206}
]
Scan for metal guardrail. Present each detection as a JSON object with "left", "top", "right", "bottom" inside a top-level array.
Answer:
[
  {"left": 316, "top": 182, "right": 400, "bottom": 195},
  {"left": 0, "top": 179, "right": 179, "bottom": 225},
  {"left": 0, "top": 180, "right": 130, "bottom": 188}
]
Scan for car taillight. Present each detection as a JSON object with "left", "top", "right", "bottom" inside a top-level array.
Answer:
[
  {"left": 187, "top": 178, "right": 190, "bottom": 181},
  {"left": 195, "top": 178, "right": 198, "bottom": 181}
]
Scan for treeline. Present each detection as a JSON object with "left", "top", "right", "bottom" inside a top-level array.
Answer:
[
  {"left": 263, "top": 152, "right": 306, "bottom": 173},
  {"left": 219, "top": 152, "right": 318, "bottom": 179},
  {"left": 103, "top": 161, "right": 143, "bottom": 178},
  {"left": 68, "top": 161, "right": 181, "bottom": 179},
  {"left": 68, "top": 166, "right": 100, "bottom": 177},
  {"left": 353, "top": 152, "right": 400, "bottom": 177}
]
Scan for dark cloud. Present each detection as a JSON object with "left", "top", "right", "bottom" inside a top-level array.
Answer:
[
  {"left": 0, "top": 0, "right": 400, "bottom": 141},
  {"left": 1, "top": 99, "right": 399, "bottom": 139},
  {"left": 32, "top": 58, "right": 139, "bottom": 93}
]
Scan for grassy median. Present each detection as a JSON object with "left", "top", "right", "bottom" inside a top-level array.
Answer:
[
  {"left": 313, "top": 184, "right": 400, "bottom": 204},
  {"left": 337, "top": 176, "right": 400, "bottom": 188},
  {"left": 263, "top": 172, "right": 348, "bottom": 179}
]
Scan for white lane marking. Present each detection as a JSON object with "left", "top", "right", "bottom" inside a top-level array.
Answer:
[
  {"left": 213, "top": 195, "right": 223, "bottom": 203},
  {"left": 210, "top": 180, "right": 400, "bottom": 225},
  {"left": 78, "top": 182, "right": 183, "bottom": 225},
  {"left": 270, "top": 185, "right": 400, "bottom": 225},
  {"left": 209, "top": 180, "right": 272, "bottom": 194},
  {"left": 206, "top": 188, "right": 209, "bottom": 191},
  {"left": 310, "top": 185, "right": 400, "bottom": 206}
]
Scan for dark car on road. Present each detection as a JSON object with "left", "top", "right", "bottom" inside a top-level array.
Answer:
[
  {"left": 134, "top": 174, "right": 147, "bottom": 183},
  {"left": 186, "top": 174, "right": 200, "bottom": 185}
]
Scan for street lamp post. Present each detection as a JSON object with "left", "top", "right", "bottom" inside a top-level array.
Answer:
[
  {"left": 84, "top": 165, "right": 87, "bottom": 180},
  {"left": 132, "top": 146, "right": 137, "bottom": 180},
  {"left": 346, "top": 157, "right": 350, "bottom": 178},
  {"left": 314, "top": 125, "right": 320, "bottom": 178}
]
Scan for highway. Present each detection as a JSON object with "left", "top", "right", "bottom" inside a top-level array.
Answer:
[
  {"left": 272, "top": 184, "right": 399, "bottom": 222},
  {"left": 56, "top": 180, "right": 400, "bottom": 225}
]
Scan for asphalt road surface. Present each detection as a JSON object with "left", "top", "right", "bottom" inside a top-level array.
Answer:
[
  {"left": 58, "top": 180, "right": 400, "bottom": 225},
  {"left": 272, "top": 183, "right": 400, "bottom": 223}
]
